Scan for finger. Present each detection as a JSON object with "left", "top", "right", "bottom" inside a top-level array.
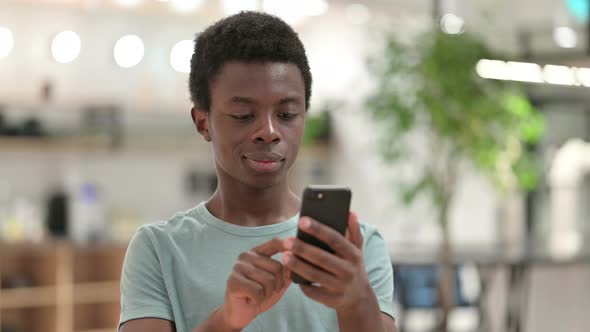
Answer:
[
  {"left": 281, "top": 267, "right": 293, "bottom": 293},
  {"left": 227, "top": 271, "right": 265, "bottom": 304},
  {"left": 239, "top": 251, "right": 285, "bottom": 290},
  {"left": 345, "top": 211, "right": 363, "bottom": 249},
  {"left": 281, "top": 252, "right": 343, "bottom": 292},
  {"left": 284, "top": 237, "right": 352, "bottom": 279},
  {"left": 283, "top": 267, "right": 292, "bottom": 288},
  {"left": 252, "top": 238, "right": 286, "bottom": 256},
  {"left": 234, "top": 261, "right": 277, "bottom": 298},
  {"left": 299, "top": 284, "right": 339, "bottom": 307},
  {"left": 299, "top": 217, "right": 358, "bottom": 261}
]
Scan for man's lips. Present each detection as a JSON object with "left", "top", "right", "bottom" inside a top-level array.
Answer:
[
  {"left": 243, "top": 151, "right": 285, "bottom": 162},
  {"left": 244, "top": 158, "right": 283, "bottom": 173},
  {"left": 242, "top": 152, "right": 285, "bottom": 173}
]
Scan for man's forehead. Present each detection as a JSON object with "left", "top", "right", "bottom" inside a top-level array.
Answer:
[
  {"left": 216, "top": 61, "right": 300, "bottom": 76},
  {"left": 212, "top": 61, "right": 304, "bottom": 90}
]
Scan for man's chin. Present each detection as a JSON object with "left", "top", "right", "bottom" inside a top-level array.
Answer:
[{"left": 240, "top": 173, "right": 286, "bottom": 190}]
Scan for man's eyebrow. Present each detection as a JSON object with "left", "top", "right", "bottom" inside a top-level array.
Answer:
[
  {"left": 228, "top": 96, "right": 303, "bottom": 106},
  {"left": 278, "top": 96, "right": 303, "bottom": 105},
  {"left": 229, "top": 96, "right": 256, "bottom": 104}
]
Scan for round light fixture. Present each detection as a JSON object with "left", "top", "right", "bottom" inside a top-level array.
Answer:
[
  {"left": 0, "top": 26, "right": 14, "bottom": 58},
  {"left": 440, "top": 13, "right": 465, "bottom": 34},
  {"left": 170, "top": 39, "right": 193, "bottom": 73},
  {"left": 113, "top": 35, "right": 144, "bottom": 68},
  {"left": 554, "top": 26, "right": 577, "bottom": 48},
  {"left": 51, "top": 30, "right": 81, "bottom": 63}
]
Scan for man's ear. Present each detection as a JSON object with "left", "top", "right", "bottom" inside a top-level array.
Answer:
[{"left": 191, "top": 106, "right": 212, "bottom": 142}]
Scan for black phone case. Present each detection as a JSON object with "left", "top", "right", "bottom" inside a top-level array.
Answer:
[{"left": 291, "top": 185, "right": 352, "bottom": 285}]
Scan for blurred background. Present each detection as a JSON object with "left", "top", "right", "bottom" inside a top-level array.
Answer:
[{"left": 0, "top": 0, "right": 589, "bottom": 331}]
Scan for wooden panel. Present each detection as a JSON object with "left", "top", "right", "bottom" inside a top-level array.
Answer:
[
  {"left": 0, "top": 242, "right": 126, "bottom": 332},
  {"left": 0, "top": 244, "right": 58, "bottom": 287},
  {"left": 74, "top": 281, "right": 120, "bottom": 304},
  {"left": 0, "top": 286, "right": 57, "bottom": 309},
  {"left": 74, "top": 303, "right": 120, "bottom": 332},
  {"left": 73, "top": 245, "right": 126, "bottom": 283},
  {"left": 1, "top": 307, "right": 57, "bottom": 332}
]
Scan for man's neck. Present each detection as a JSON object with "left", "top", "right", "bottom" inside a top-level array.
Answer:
[{"left": 205, "top": 180, "right": 301, "bottom": 227}]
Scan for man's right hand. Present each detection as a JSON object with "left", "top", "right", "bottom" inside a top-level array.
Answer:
[{"left": 219, "top": 238, "right": 291, "bottom": 330}]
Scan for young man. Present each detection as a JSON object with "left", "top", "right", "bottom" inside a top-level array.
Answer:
[{"left": 119, "top": 11, "right": 395, "bottom": 332}]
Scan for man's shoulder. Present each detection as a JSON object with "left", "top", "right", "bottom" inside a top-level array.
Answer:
[
  {"left": 358, "top": 220, "right": 390, "bottom": 256},
  {"left": 134, "top": 203, "right": 208, "bottom": 244},
  {"left": 358, "top": 220, "right": 380, "bottom": 239}
]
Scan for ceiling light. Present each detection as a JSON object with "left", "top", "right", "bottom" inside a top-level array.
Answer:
[
  {"left": 440, "top": 13, "right": 464, "bottom": 34},
  {"left": 113, "top": 35, "right": 144, "bottom": 68},
  {"left": 51, "top": 30, "right": 81, "bottom": 64},
  {"left": 475, "top": 59, "right": 509, "bottom": 80},
  {"left": 0, "top": 26, "right": 14, "bottom": 58},
  {"left": 170, "top": 39, "right": 193, "bottom": 73},
  {"left": 477, "top": 58, "right": 590, "bottom": 88},
  {"left": 506, "top": 61, "right": 544, "bottom": 83},
  {"left": 553, "top": 26, "right": 577, "bottom": 48},
  {"left": 543, "top": 65, "right": 577, "bottom": 85},
  {"left": 576, "top": 67, "right": 590, "bottom": 87}
]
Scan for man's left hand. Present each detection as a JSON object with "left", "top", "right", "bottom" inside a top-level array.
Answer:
[{"left": 281, "top": 211, "right": 372, "bottom": 312}]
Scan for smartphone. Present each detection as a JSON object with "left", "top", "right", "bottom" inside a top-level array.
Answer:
[{"left": 291, "top": 185, "right": 352, "bottom": 284}]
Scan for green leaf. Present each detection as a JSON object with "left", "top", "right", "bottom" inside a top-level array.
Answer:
[
  {"left": 303, "top": 111, "right": 331, "bottom": 146},
  {"left": 520, "top": 112, "right": 545, "bottom": 144}
]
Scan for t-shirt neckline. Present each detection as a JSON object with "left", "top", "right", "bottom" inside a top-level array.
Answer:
[{"left": 195, "top": 202, "right": 300, "bottom": 237}]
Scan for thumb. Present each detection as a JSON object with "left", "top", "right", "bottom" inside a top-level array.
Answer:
[{"left": 345, "top": 211, "right": 363, "bottom": 249}]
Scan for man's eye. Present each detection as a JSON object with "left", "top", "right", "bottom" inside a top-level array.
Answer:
[
  {"left": 230, "top": 114, "right": 254, "bottom": 120},
  {"left": 278, "top": 113, "right": 297, "bottom": 120}
]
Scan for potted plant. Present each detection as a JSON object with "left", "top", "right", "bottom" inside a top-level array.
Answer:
[{"left": 366, "top": 29, "right": 544, "bottom": 329}]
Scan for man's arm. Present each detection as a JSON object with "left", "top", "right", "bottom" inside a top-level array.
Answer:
[
  {"left": 120, "top": 318, "right": 175, "bottom": 332},
  {"left": 382, "top": 314, "right": 397, "bottom": 332},
  {"left": 119, "top": 309, "right": 240, "bottom": 332}
]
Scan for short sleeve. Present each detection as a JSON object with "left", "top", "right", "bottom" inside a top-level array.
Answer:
[
  {"left": 119, "top": 225, "right": 174, "bottom": 328},
  {"left": 361, "top": 223, "right": 395, "bottom": 319}
]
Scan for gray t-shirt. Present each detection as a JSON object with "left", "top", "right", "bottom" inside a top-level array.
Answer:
[{"left": 119, "top": 202, "right": 394, "bottom": 332}]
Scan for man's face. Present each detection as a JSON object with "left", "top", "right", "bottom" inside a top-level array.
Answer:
[{"left": 193, "top": 61, "right": 307, "bottom": 189}]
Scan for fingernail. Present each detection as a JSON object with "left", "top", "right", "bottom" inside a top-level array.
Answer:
[
  {"left": 281, "top": 253, "right": 291, "bottom": 264},
  {"left": 284, "top": 238, "right": 294, "bottom": 250},
  {"left": 300, "top": 217, "right": 311, "bottom": 229}
]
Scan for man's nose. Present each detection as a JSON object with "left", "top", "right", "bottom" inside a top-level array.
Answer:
[{"left": 253, "top": 113, "right": 281, "bottom": 144}]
